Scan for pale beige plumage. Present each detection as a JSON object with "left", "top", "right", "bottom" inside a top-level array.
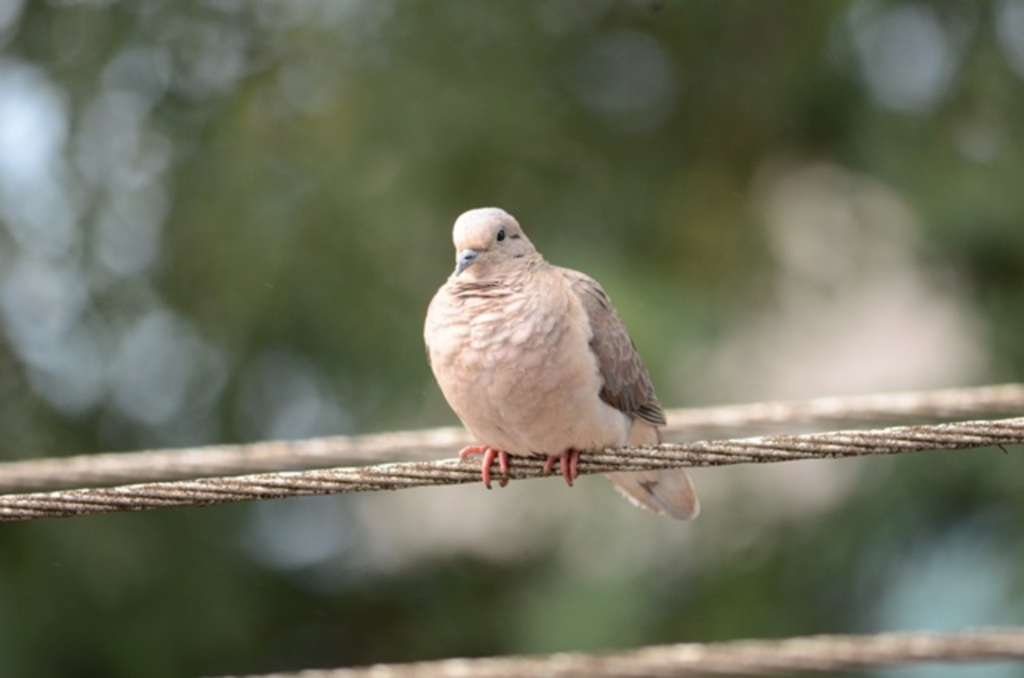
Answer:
[{"left": 424, "top": 207, "right": 699, "bottom": 519}]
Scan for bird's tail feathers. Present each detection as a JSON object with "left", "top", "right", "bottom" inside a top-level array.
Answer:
[
  {"left": 605, "top": 419, "right": 700, "bottom": 520},
  {"left": 606, "top": 469, "right": 700, "bottom": 520}
]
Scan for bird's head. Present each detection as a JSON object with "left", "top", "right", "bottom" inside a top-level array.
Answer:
[{"left": 450, "top": 207, "right": 538, "bottom": 279}]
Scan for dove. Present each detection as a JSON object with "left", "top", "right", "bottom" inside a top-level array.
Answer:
[{"left": 424, "top": 207, "right": 699, "bottom": 519}]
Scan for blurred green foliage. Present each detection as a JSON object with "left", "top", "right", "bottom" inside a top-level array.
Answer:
[{"left": 0, "top": 1, "right": 1023, "bottom": 676}]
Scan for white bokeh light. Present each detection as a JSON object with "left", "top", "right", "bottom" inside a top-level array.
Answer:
[
  {"left": 996, "top": 0, "right": 1024, "bottom": 78},
  {"left": 848, "top": 2, "right": 958, "bottom": 113}
]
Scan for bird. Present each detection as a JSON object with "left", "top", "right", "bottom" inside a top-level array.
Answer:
[{"left": 424, "top": 207, "right": 699, "bottom": 519}]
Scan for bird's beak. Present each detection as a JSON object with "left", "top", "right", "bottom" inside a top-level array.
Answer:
[{"left": 455, "top": 248, "right": 480, "bottom": 275}]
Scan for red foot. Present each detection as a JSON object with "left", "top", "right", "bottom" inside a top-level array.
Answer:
[
  {"left": 542, "top": 449, "right": 581, "bottom": 487},
  {"left": 459, "top": 446, "right": 509, "bottom": 488}
]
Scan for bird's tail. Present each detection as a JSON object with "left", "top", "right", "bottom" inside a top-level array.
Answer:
[{"left": 605, "top": 421, "right": 700, "bottom": 520}]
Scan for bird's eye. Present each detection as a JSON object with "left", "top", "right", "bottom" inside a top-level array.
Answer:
[{"left": 496, "top": 228, "right": 506, "bottom": 242}]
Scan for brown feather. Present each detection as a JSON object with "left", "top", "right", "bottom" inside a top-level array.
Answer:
[{"left": 558, "top": 267, "right": 666, "bottom": 427}]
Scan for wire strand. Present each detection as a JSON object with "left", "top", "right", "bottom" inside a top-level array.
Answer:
[
  {"left": 1, "top": 384, "right": 1021, "bottom": 493},
  {"left": 224, "top": 627, "right": 1024, "bottom": 677},
  {"left": 1, "top": 416, "right": 1021, "bottom": 522}
]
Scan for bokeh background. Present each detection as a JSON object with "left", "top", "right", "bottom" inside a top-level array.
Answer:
[{"left": 1, "top": 1, "right": 1024, "bottom": 676}]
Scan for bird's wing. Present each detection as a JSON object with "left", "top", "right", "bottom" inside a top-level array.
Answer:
[
  {"left": 561, "top": 266, "right": 700, "bottom": 521},
  {"left": 559, "top": 267, "right": 666, "bottom": 426}
]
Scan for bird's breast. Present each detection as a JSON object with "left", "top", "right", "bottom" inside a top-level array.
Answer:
[{"left": 426, "top": 278, "right": 629, "bottom": 455}]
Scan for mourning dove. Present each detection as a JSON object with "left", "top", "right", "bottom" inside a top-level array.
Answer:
[{"left": 424, "top": 207, "right": 699, "bottom": 520}]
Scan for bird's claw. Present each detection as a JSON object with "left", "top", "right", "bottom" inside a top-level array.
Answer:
[
  {"left": 459, "top": 446, "right": 509, "bottom": 488},
  {"left": 543, "top": 449, "right": 581, "bottom": 486},
  {"left": 460, "top": 446, "right": 580, "bottom": 488}
]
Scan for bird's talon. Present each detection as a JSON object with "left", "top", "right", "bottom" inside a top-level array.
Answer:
[
  {"left": 542, "top": 450, "right": 580, "bottom": 486},
  {"left": 498, "top": 452, "right": 510, "bottom": 487},
  {"left": 459, "top": 445, "right": 509, "bottom": 489}
]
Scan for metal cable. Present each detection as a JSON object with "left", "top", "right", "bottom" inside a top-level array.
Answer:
[
  {"left": 226, "top": 627, "right": 1024, "bottom": 677},
  {"left": 1, "top": 416, "right": 1020, "bottom": 522},
  {"left": 1, "top": 384, "right": 1021, "bottom": 493}
]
